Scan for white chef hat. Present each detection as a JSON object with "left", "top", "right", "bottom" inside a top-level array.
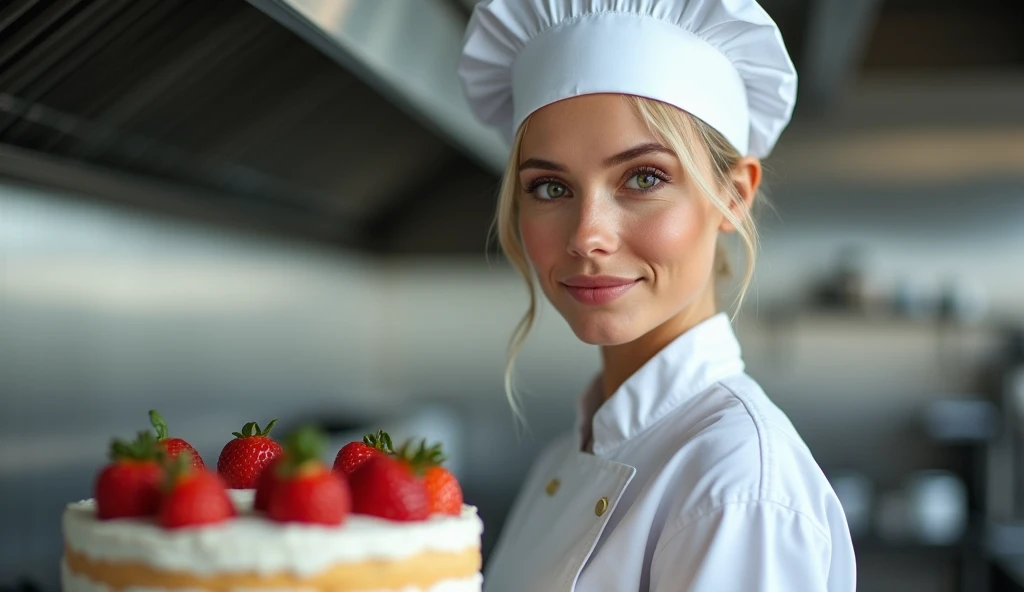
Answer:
[{"left": 457, "top": 0, "right": 798, "bottom": 158}]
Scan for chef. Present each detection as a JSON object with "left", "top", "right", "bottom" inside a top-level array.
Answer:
[{"left": 457, "top": 0, "right": 856, "bottom": 590}]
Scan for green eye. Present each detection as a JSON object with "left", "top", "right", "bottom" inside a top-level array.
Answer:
[
  {"left": 633, "top": 174, "right": 658, "bottom": 189},
  {"left": 537, "top": 182, "right": 568, "bottom": 199}
]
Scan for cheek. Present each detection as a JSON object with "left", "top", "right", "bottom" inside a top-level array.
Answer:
[
  {"left": 519, "top": 213, "right": 563, "bottom": 274},
  {"left": 631, "top": 200, "right": 716, "bottom": 279}
]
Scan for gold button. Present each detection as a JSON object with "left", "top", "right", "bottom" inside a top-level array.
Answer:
[
  {"left": 545, "top": 478, "right": 560, "bottom": 496},
  {"left": 595, "top": 497, "right": 609, "bottom": 516}
]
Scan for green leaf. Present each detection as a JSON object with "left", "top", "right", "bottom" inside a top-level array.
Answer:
[
  {"left": 231, "top": 432, "right": 243, "bottom": 439},
  {"left": 394, "top": 437, "right": 446, "bottom": 475},
  {"left": 290, "top": 426, "right": 324, "bottom": 458},
  {"left": 261, "top": 418, "right": 279, "bottom": 437},
  {"left": 148, "top": 410, "right": 169, "bottom": 441},
  {"left": 109, "top": 430, "right": 164, "bottom": 462},
  {"left": 280, "top": 425, "right": 327, "bottom": 475},
  {"left": 109, "top": 439, "right": 131, "bottom": 461},
  {"left": 162, "top": 450, "right": 195, "bottom": 492},
  {"left": 242, "top": 422, "right": 256, "bottom": 438},
  {"left": 362, "top": 429, "right": 396, "bottom": 454}
]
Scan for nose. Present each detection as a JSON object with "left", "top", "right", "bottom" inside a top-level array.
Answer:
[{"left": 566, "top": 192, "right": 619, "bottom": 258}]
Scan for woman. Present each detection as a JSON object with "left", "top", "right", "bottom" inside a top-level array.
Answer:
[{"left": 458, "top": 1, "right": 856, "bottom": 590}]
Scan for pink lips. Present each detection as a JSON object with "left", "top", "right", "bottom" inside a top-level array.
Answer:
[{"left": 561, "top": 275, "right": 641, "bottom": 305}]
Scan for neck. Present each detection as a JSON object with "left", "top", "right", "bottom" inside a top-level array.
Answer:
[{"left": 599, "top": 288, "right": 718, "bottom": 401}]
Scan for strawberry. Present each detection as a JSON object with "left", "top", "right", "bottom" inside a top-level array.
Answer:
[
  {"left": 396, "top": 439, "right": 463, "bottom": 516},
  {"left": 217, "top": 419, "right": 283, "bottom": 489},
  {"left": 94, "top": 431, "right": 164, "bottom": 520},
  {"left": 267, "top": 427, "right": 350, "bottom": 525},
  {"left": 349, "top": 455, "right": 429, "bottom": 522},
  {"left": 333, "top": 429, "right": 394, "bottom": 475},
  {"left": 423, "top": 466, "right": 463, "bottom": 516},
  {"left": 159, "top": 453, "right": 235, "bottom": 529},
  {"left": 149, "top": 410, "right": 205, "bottom": 470},
  {"left": 254, "top": 454, "right": 284, "bottom": 512}
]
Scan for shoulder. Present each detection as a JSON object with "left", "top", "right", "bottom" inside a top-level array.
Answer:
[
  {"left": 656, "top": 374, "right": 843, "bottom": 541},
  {"left": 647, "top": 377, "right": 857, "bottom": 587}
]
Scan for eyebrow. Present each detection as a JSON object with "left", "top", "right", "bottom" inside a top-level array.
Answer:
[
  {"left": 603, "top": 142, "right": 675, "bottom": 167},
  {"left": 518, "top": 142, "right": 675, "bottom": 173}
]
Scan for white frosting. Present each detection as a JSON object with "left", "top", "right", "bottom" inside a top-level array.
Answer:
[
  {"left": 63, "top": 490, "right": 483, "bottom": 577},
  {"left": 62, "top": 559, "right": 484, "bottom": 592}
]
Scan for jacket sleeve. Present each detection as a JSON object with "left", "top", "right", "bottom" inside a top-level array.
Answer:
[{"left": 649, "top": 500, "right": 836, "bottom": 592}]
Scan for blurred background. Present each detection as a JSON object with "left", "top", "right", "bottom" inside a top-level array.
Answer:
[{"left": 0, "top": 0, "right": 1022, "bottom": 590}]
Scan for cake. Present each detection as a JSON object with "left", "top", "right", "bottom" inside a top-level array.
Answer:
[
  {"left": 65, "top": 416, "right": 483, "bottom": 592},
  {"left": 61, "top": 489, "right": 484, "bottom": 592}
]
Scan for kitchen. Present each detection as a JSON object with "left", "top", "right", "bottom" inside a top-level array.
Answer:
[{"left": 1, "top": 0, "right": 1023, "bottom": 590}]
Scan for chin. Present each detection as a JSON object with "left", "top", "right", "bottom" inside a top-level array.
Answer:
[{"left": 565, "top": 314, "right": 644, "bottom": 346}]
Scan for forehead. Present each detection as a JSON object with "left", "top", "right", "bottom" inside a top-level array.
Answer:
[{"left": 519, "top": 94, "right": 660, "bottom": 161}]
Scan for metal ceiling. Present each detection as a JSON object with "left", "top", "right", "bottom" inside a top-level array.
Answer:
[
  {"left": 247, "top": 0, "right": 507, "bottom": 172},
  {"left": 0, "top": 0, "right": 1021, "bottom": 254},
  {"left": 0, "top": 0, "right": 500, "bottom": 253}
]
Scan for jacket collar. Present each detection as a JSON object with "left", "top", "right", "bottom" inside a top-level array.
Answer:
[{"left": 577, "top": 312, "right": 745, "bottom": 456}]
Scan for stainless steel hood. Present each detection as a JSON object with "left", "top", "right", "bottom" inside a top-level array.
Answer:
[
  {"left": 0, "top": 0, "right": 503, "bottom": 254},
  {"left": 247, "top": 0, "right": 507, "bottom": 174},
  {"left": 0, "top": 0, "right": 1021, "bottom": 254}
]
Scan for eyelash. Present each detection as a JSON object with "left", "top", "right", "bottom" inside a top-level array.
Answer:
[
  {"left": 628, "top": 166, "right": 673, "bottom": 191},
  {"left": 523, "top": 176, "right": 563, "bottom": 198},
  {"left": 524, "top": 166, "right": 673, "bottom": 200}
]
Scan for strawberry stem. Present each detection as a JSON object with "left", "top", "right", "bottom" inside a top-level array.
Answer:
[
  {"left": 363, "top": 429, "right": 395, "bottom": 454},
  {"left": 232, "top": 419, "right": 279, "bottom": 439},
  {"left": 395, "top": 438, "right": 447, "bottom": 476},
  {"left": 148, "top": 410, "right": 170, "bottom": 441}
]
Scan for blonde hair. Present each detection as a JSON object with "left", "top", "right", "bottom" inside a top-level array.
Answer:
[{"left": 492, "top": 96, "right": 763, "bottom": 416}]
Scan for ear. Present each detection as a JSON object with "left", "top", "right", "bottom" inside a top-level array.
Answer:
[{"left": 718, "top": 156, "right": 762, "bottom": 233}]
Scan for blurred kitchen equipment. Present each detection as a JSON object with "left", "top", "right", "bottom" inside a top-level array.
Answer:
[
  {"left": 873, "top": 471, "right": 969, "bottom": 546},
  {"left": 813, "top": 245, "right": 881, "bottom": 313},
  {"left": 938, "top": 277, "right": 989, "bottom": 325},
  {"left": 924, "top": 399, "right": 998, "bottom": 444},
  {"left": 985, "top": 328, "right": 1024, "bottom": 522},
  {"left": 0, "top": 578, "right": 43, "bottom": 592},
  {"left": 893, "top": 277, "right": 937, "bottom": 320},
  {"left": 905, "top": 470, "right": 969, "bottom": 545}
]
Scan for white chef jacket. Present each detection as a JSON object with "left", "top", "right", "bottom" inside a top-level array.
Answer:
[{"left": 484, "top": 313, "right": 856, "bottom": 591}]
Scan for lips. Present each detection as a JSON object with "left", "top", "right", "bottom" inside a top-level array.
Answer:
[{"left": 560, "top": 275, "right": 641, "bottom": 305}]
